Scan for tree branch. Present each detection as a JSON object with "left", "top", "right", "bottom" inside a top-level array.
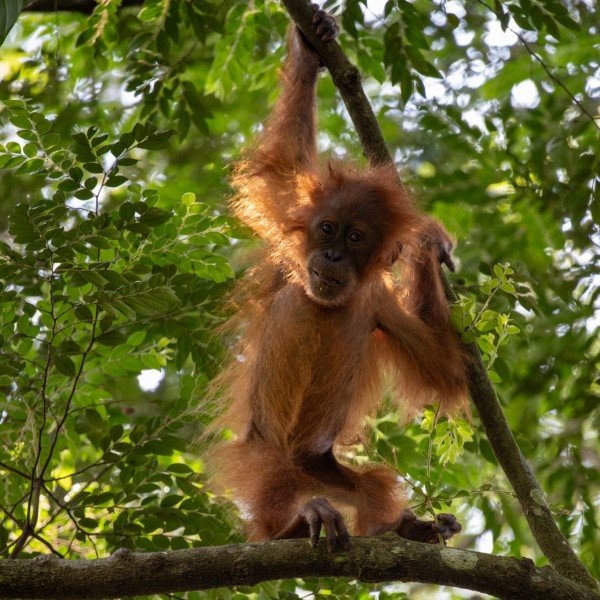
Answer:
[
  {"left": 281, "top": 1, "right": 392, "bottom": 166},
  {"left": 474, "top": 0, "right": 600, "bottom": 131},
  {"left": 280, "top": 0, "right": 598, "bottom": 591},
  {"left": 1, "top": 537, "right": 599, "bottom": 600}
]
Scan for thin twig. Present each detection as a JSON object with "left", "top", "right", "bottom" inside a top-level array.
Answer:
[{"left": 476, "top": 0, "right": 600, "bottom": 130}]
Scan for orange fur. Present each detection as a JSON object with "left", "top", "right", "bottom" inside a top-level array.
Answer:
[{"left": 210, "top": 23, "right": 468, "bottom": 544}]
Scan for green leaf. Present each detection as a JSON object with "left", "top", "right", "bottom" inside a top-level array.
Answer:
[
  {"left": 87, "top": 236, "right": 113, "bottom": 249},
  {"left": 461, "top": 330, "right": 477, "bottom": 344},
  {"left": 119, "top": 202, "right": 135, "bottom": 221},
  {"left": 58, "top": 180, "right": 80, "bottom": 192},
  {"left": 58, "top": 340, "right": 82, "bottom": 355},
  {"left": 488, "top": 371, "right": 502, "bottom": 384},
  {"left": 405, "top": 46, "right": 441, "bottom": 78},
  {"left": 136, "top": 130, "right": 174, "bottom": 150},
  {"left": 405, "top": 27, "right": 429, "bottom": 50},
  {"left": 54, "top": 355, "right": 77, "bottom": 377},
  {"left": 75, "top": 189, "right": 95, "bottom": 200},
  {"left": 543, "top": 15, "right": 561, "bottom": 38},
  {"left": 84, "top": 162, "right": 104, "bottom": 174},
  {"left": 143, "top": 440, "right": 173, "bottom": 456},
  {"left": 0, "top": 0, "right": 26, "bottom": 47},
  {"left": 167, "top": 464, "right": 194, "bottom": 475},
  {"left": 493, "top": 264, "right": 505, "bottom": 279},
  {"left": 16, "top": 158, "right": 44, "bottom": 174},
  {"left": 9, "top": 115, "right": 30, "bottom": 129},
  {"left": 86, "top": 408, "right": 105, "bottom": 429},
  {"left": 42, "top": 133, "right": 60, "bottom": 148},
  {"left": 79, "top": 271, "right": 105, "bottom": 288},
  {"left": 105, "top": 174, "right": 128, "bottom": 188},
  {"left": 96, "top": 330, "right": 127, "bottom": 346},
  {"left": 160, "top": 494, "right": 182, "bottom": 508},
  {"left": 176, "top": 333, "right": 192, "bottom": 369},
  {"left": 22, "top": 143, "right": 37, "bottom": 158},
  {"left": 98, "top": 270, "right": 129, "bottom": 286},
  {"left": 126, "top": 330, "right": 147, "bottom": 346},
  {"left": 478, "top": 335, "right": 496, "bottom": 354},
  {"left": 16, "top": 129, "right": 36, "bottom": 142},
  {"left": 447, "top": 13, "right": 460, "bottom": 28},
  {"left": 139, "top": 207, "right": 172, "bottom": 227},
  {"left": 74, "top": 303, "right": 94, "bottom": 320},
  {"left": 108, "top": 299, "right": 137, "bottom": 320},
  {"left": 181, "top": 192, "right": 196, "bottom": 207},
  {"left": 553, "top": 14, "right": 580, "bottom": 31}
]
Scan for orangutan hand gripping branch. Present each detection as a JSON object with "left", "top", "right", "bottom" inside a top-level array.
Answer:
[{"left": 212, "top": 6, "right": 468, "bottom": 551}]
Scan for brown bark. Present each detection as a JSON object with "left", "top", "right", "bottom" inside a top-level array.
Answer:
[{"left": 0, "top": 538, "right": 599, "bottom": 600}]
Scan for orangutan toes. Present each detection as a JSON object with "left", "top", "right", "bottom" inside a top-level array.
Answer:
[
  {"left": 272, "top": 497, "right": 352, "bottom": 552},
  {"left": 395, "top": 509, "right": 462, "bottom": 544}
]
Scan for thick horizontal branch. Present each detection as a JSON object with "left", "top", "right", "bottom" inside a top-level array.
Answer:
[{"left": 1, "top": 537, "right": 598, "bottom": 600}]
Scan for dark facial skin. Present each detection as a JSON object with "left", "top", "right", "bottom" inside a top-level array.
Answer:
[{"left": 305, "top": 198, "right": 385, "bottom": 306}]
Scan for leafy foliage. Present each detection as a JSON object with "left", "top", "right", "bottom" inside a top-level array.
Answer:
[
  {"left": 0, "top": 101, "right": 237, "bottom": 558},
  {"left": 0, "top": 0, "right": 599, "bottom": 598}
]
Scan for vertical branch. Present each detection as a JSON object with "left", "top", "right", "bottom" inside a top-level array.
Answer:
[
  {"left": 280, "top": 0, "right": 597, "bottom": 590},
  {"left": 281, "top": 1, "right": 393, "bottom": 167},
  {"left": 11, "top": 259, "right": 59, "bottom": 557}
]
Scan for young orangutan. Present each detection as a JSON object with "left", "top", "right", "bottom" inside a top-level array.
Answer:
[{"left": 211, "top": 6, "right": 468, "bottom": 551}]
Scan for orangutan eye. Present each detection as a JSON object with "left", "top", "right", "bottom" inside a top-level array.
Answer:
[
  {"left": 347, "top": 230, "right": 364, "bottom": 244},
  {"left": 320, "top": 221, "right": 336, "bottom": 235}
]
